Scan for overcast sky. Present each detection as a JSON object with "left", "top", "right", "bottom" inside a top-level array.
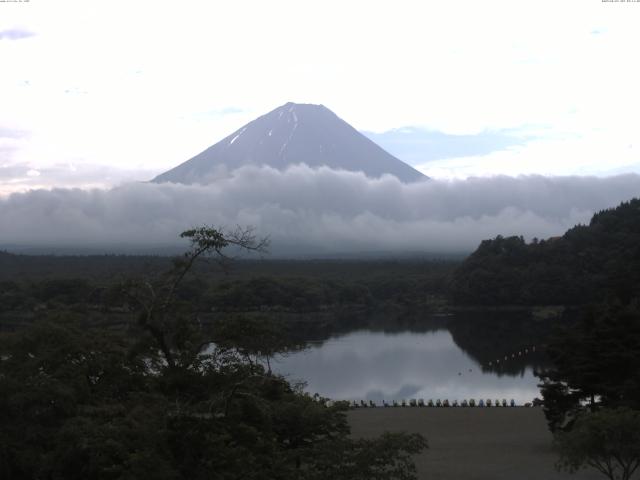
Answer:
[
  {"left": 1, "top": 1, "right": 639, "bottom": 253},
  {"left": 1, "top": 0, "right": 639, "bottom": 193}
]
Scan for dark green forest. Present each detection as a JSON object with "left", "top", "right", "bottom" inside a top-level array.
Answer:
[
  {"left": 0, "top": 252, "right": 453, "bottom": 337},
  {"left": 451, "top": 198, "right": 640, "bottom": 306}
]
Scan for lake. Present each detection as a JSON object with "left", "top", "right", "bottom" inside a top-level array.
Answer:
[{"left": 272, "top": 328, "right": 543, "bottom": 405}]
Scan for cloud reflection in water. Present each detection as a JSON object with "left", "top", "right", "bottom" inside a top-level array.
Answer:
[{"left": 273, "top": 330, "right": 540, "bottom": 404}]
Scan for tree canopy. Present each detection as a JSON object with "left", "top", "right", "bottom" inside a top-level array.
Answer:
[
  {"left": 555, "top": 408, "right": 640, "bottom": 480},
  {"left": 451, "top": 198, "right": 640, "bottom": 306},
  {"left": 0, "top": 226, "right": 426, "bottom": 479},
  {"left": 537, "top": 301, "right": 640, "bottom": 432}
]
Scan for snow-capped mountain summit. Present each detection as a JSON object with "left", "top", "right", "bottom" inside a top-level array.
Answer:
[{"left": 151, "top": 102, "right": 427, "bottom": 184}]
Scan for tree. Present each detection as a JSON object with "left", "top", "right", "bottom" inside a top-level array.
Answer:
[
  {"left": 451, "top": 198, "right": 640, "bottom": 306},
  {"left": 122, "top": 225, "right": 268, "bottom": 370},
  {"left": 0, "top": 315, "right": 154, "bottom": 479},
  {"left": 0, "top": 225, "right": 427, "bottom": 479},
  {"left": 555, "top": 408, "right": 640, "bottom": 480},
  {"left": 212, "top": 314, "right": 305, "bottom": 373},
  {"left": 537, "top": 302, "right": 640, "bottom": 432}
]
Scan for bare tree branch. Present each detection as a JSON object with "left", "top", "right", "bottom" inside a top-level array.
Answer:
[{"left": 121, "top": 225, "right": 268, "bottom": 370}]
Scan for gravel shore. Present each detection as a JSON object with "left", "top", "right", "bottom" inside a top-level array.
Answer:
[{"left": 348, "top": 407, "right": 601, "bottom": 480}]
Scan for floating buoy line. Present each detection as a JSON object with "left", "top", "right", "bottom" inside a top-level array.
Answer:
[
  {"left": 487, "top": 345, "right": 538, "bottom": 368},
  {"left": 320, "top": 398, "right": 539, "bottom": 409}
]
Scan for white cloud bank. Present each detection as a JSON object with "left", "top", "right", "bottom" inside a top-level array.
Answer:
[{"left": 1, "top": 166, "right": 639, "bottom": 255}]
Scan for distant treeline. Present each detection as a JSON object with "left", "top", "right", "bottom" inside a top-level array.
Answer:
[
  {"left": 0, "top": 256, "right": 455, "bottom": 332},
  {"left": 451, "top": 198, "right": 640, "bottom": 306}
]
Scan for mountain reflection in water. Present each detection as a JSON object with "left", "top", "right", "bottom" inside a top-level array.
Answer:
[{"left": 272, "top": 329, "right": 543, "bottom": 404}]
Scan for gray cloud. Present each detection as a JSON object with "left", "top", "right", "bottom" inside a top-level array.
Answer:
[
  {"left": 0, "top": 163, "right": 29, "bottom": 179},
  {"left": 0, "top": 29, "right": 35, "bottom": 40},
  {"left": 1, "top": 165, "right": 639, "bottom": 254}
]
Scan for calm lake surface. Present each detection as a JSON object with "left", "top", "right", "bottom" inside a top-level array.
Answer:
[{"left": 272, "top": 329, "right": 542, "bottom": 404}]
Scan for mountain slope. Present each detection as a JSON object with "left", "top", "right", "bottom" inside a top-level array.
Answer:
[
  {"left": 451, "top": 198, "right": 640, "bottom": 305},
  {"left": 152, "top": 102, "right": 427, "bottom": 184}
]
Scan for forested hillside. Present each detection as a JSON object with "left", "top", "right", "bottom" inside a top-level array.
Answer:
[{"left": 451, "top": 198, "right": 640, "bottom": 306}]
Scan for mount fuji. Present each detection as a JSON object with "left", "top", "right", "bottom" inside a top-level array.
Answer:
[{"left": 152, "top": 102, "right": 427, "bottom": 184}]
